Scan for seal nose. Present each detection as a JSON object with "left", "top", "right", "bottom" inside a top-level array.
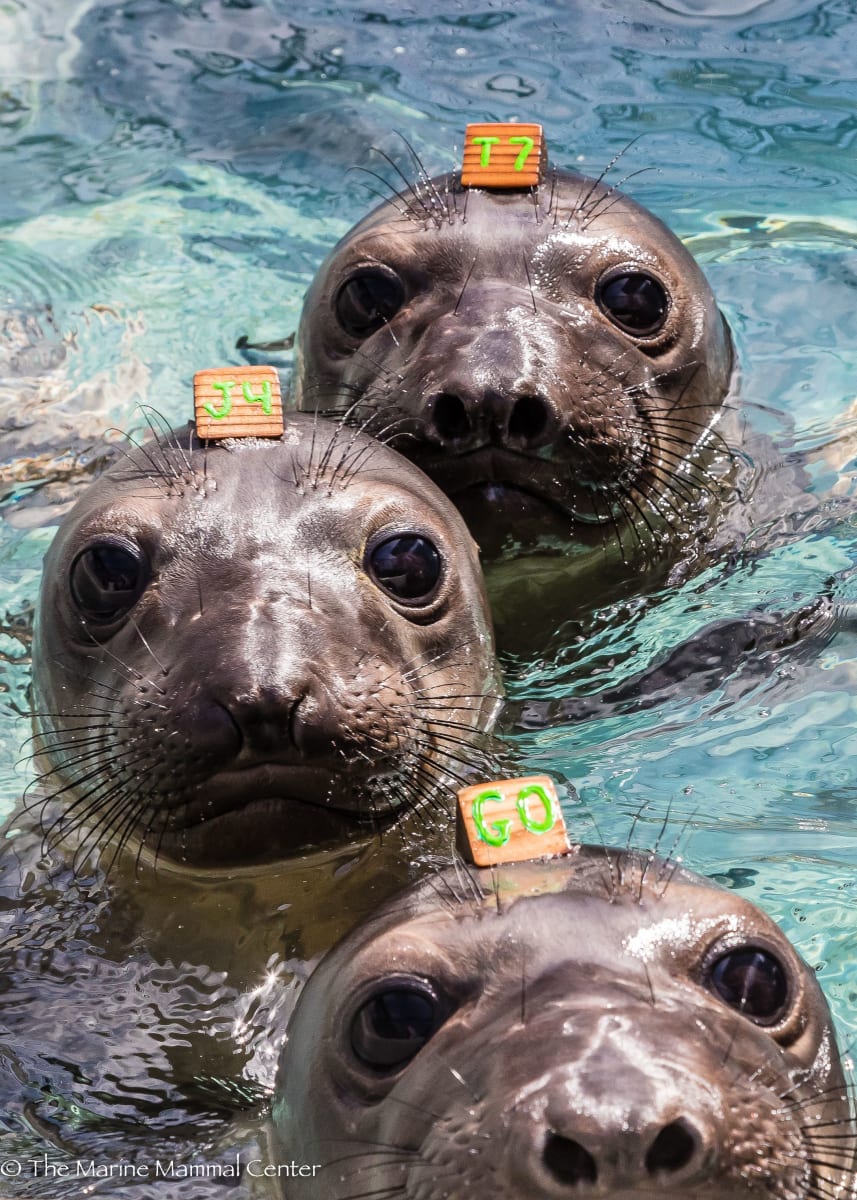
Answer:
[
  {"left": 428, "top": 387, "right": 552, "bottom": 451},
  {"left": 645, "top": 1119, "right": 700, "bottom": 1175},
  {"left": 229, "top": 685, "right": 305, "bottom": 756},
  {"left": 542, "top": 1117, "right": 703, "bottom": 1190},
  {"left": 543, "top": 1133, "right": 598, "bottom": 1186}
]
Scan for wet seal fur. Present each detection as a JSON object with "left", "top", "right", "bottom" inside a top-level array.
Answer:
[
  {"left": 272, "top": 847, "right": 855, "bottom": 1200},
  {"left": 29, "top": 414, "right": 501, "bottom": 868},
  {"left": 293, "top": 167, "right": 735, "bottom": 580}
]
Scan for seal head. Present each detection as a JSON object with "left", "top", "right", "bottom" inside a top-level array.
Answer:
[
  {"left": 273, "top": 848, "right": 854, "bottom": 1199},
  {"left": 31, "top": 416, "right": 501, "bottom": 868},
  {"left": 294, "top": 170, "right": 734, "bottom": 558}
]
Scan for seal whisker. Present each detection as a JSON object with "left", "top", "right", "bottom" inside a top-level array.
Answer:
[
  {"left": 392, "top": 708, "right": 503, "bottom": 743},
  {"left": 337, "top": 1184, "right": 408, "bottom": 1200},
  {"left": 28, "top": 750, "right": 123, "bottom": 823},
  {"left": 40, "top": 747, "right": 149, "bottom": 839},
  {"left": 522, "top": 254, "right": 537, "bottom": 315},
  {"left": 642, "top": 451, "right": 724, "bottom": 506},
  {"left": 27, "top": 743, "right": 119, "bottom": 795},
  {"left": 137, "top": 404, "right": 193, "bottom": 476},
  {"left": 593, "top": 491, "right": 634, "bottom": 564},
  {"left": 632, "top": 415, "right": 730, "bottom": 464},
  {"left": 423, "top": 876, "right": 467, "bottom": 917},
  {"left": 146, "top": 804, "right": 176, "bottom": 875},
  {"left": 128, "top": 616, "right": 169, "bottom": 677},
  {"left": 349, "top": 165, "right": 415, "bottom": 220},
  {"left": 19, "top": 716, "right": 117, "bottom": 749},
  {"left": 777, "top": 1153, "right": 856, "bottom": 1191},
  {"left": 393, "top": 638, "right": 484, "bottom": 688},
  {"left": 581, "top": 167, "right": 657, "bottom": 230},
  {"left": 407, "top": 744, "right": 480, "bottom": 796},
  {"left": 778, "top": 1083, "right": 857, "bottom": 1112},
  {"left": 452, "top": 253, "right": 480, "bottom": 319},
  {"left": 623, "top": 479, "right": 680, "bottom": 543},
  {"left": 370, "top": 147, "right": 436, "bottom": 227},
  {"left": 451, "top": 855, "right": 485, "bottom": 905},
  {"left": 102, "top": 792, "right": 163, "bottom": 878},
  {"left": 416, "top": 728, "right": 499, "bottom": 769},
  {"left": 383, "top": 1093, "right": 446, "bottom": 1124},
  {"left": 605, "top": 484, "right": 660, "bottom": 549},
  {"left": 109, "top": 428, "right": 180, "bottom": 489},
  {"left": 395, "top": 133, "right": 446, "bottom": 219},
  {"left": 644, "top": 470, "right": 718, "bottom": 524},
  {"left": 80, "top": 645, "right": 167, "bottom": 695},
  {"left": 567, "top": 146, "right": 626, "bottom": 228},
  {"left": 18, "top": 739, "right": 111, "bottom": 776},
  {"left": 42, "top": 771, "right": 142, "bottom": 863},
  {"left": 330, "top": 436, "right": 387, "bottom": 492},
  {"left": 46, "top": 655, "right": 124, "bottom": 695},
  {"left": 97, "top": 789, "right": 156, "bottom": 877},
  {"left": 312, "top": 1138, "right": 419, "bottom": 1163}
]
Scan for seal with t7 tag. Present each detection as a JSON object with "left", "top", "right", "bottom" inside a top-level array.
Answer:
[
  {"left": 460, "top": 122, "right": 546, "bottom": 189},
  {"left": 194, "top": 365, "right": 284, "bottom": 439},
  {"left": 456, "top": 774, "right": 569, "bottom": 866}
]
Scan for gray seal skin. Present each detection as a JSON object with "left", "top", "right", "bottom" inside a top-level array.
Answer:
[
  {"left": 293, "top": 170, "right": 734, "bottom": 610},
  {"left": 30, "top": 414, "right": 502, "bottom": 869},
  {"left": 272, "top": 847, "right": 855, "bottom": 1200}
]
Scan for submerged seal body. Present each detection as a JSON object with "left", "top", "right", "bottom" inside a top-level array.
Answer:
[
  {"left": 293, "top": 169, "right": 734, "bottom": 571},
  {"left": 30, "top": 415, "right": 501, "bottom": 868},
  {"left": 273, "top": 847, "right": 854, "bottom": 1199}
]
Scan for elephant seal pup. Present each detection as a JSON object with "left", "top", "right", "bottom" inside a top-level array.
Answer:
[
  {"left": 272, "top": 847, "right": 855, "bottom": 1199},
  {"left": 30, "top": 414, "right": 502, "bottom": 869},
  {"left": 293, "top": 164, "right": 735, "bottom": 572}
]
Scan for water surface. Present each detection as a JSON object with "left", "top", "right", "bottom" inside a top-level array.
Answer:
[{"left": 3, "top": 0, "right": 857, "bottom": 1191}]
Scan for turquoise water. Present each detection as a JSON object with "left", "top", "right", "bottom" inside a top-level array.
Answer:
[{"left": 3, "top": 0, "right": 857, "bottom": 1185}]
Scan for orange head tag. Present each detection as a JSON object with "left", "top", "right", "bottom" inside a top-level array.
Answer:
[
  {"left": 461, "top": 122, "right": 546, "bottom": 189},
  {"left": 456, "top": 775, "right": 569, "bottom": 867},
  {"left": 194, "top": 366, "right": 284, "bottom": 439}
]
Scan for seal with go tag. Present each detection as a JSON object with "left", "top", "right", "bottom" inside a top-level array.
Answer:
[
  {"left": 194, "top": 365, "right": 284, "bottom": 439},
  {"left": 456, "top": 774, "right": 569, "bottom": 866},
  {"left": 460, "top": 122, "right": 546, "bottom": 189}
]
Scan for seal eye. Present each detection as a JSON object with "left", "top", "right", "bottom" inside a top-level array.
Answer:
[
  {"left": 708, "top": 947, "right": 789, "bottom": 1024},
  {"left": 350, "top": 983, "right": 444, "bottom": 1071},
  {"left": 70, "top": 541, "right": 149, "bottom": 624},
  {"left": 335, "top": 268, "right": 405, "bottom": 339},
  {"left": 597, "top": 271, "right": 669, "bottom": 337},
  {"left": 368, "top": 534, "right": 442, "bottom": 604}
]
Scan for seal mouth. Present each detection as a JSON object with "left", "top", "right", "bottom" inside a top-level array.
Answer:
[
  {"left": 170, "top": 764, "right": 400, "bottom": 828},
  {"left": 152, "top": 765, "right": 404, "bottom": 866},
  {"left": 155, "top": 797, "right": 370, "bottom": 866},
  {"left": 457, "top": 480, "right": 613, "bottom": 526},
  {"left": 415, "top": 447, "right": 626, "bottom": 528}
]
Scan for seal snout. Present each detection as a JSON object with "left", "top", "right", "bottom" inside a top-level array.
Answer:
[
  {"left": 421, "top": 316, "right": 558, "bottom": 456},
  {"left": 542, "top": 1115, "right": 703, "bottom": 1191}
]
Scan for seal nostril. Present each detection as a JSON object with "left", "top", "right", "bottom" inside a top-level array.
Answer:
[
  {"left": 508, "top": 394, "right": 548, "bottom": 443},
  {"left": 645, "top": 1119, "right": 699, "bottom": 1176},
  {"left": 543, "top": 1133, "right": 598, "bottom": 1187},
  {"left": 431, "top": 393, "right": 471, "bottom": 442}
]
